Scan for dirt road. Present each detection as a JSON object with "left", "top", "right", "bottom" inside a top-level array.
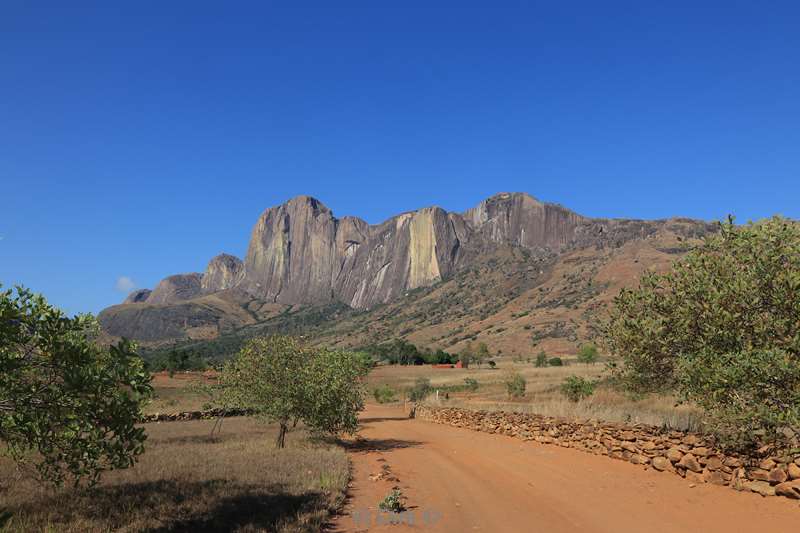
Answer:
[{"left": 332, "top": 404, "right": 798, "bottom": 532}]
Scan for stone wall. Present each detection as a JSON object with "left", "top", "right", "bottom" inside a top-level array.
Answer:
[{"left": 415, "top": 406, "right": 800, "bottom": 500}]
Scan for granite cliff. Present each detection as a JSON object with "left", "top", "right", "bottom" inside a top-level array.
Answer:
[{"left": 98, "top": 192, "right": 715, "bottom": 349}]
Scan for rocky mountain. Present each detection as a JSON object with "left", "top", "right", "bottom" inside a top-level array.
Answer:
[{"left": 98, "top": 192, "right": 716, "bottom": 354}]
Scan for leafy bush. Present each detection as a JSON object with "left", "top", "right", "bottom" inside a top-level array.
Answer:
[
  {"left": 372, "top": 384, "right": 397, "bottom": 404},
  {"left": 677, "top": 348, "right": 800, "bottom": 451},
  {"left": 463, "top": 378, "right": 479, "bottom": 392},
  {"left": 378, "top": 489, "right": 406, "bottom": 513},
  {"left": 0, "top": 286, "right": 152, "bottom": 486},
  {"left": 407, "top": 377, "right": 433, "bottom": 402},
  {"left": 504, "top": 371, "right": 526, "bottom": 398},
  {"left": 548, "top": 357, "right": 563, "bottom": 367},
  {"left": 604, "top": 216, "right": 800, "bottom": 450},
  {"left": 577, "top": 343, "right": 598, "bottom": 365},
  {"left": 534, "top": 351, "right": 548, "bottom": 367},
  {"left": 487, "top": 360, "right": 496, "bottom": 369},
  {"left": 561, "top": 375, "right": 595, "bottom": 402}
]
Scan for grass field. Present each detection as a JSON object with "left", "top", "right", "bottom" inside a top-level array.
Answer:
[
  {"left": 144, "top": 372, "right": 215, "bottom": 414},
  {"left": 368, "top": 358, "right": 703, "bottom": 431},
  {"left": 0, "top": 417, "right": 349, "bottom": 532}
]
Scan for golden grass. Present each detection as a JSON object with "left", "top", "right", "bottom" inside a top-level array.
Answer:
[
  {"left": 0, "top": 418, "right": 349, "bottom": 532},
  {"left": 369, "top": 361, "right": 703, "bottom": 431},
  {"left": 142, "top": 372, "right": 214, "bottom": 415}
]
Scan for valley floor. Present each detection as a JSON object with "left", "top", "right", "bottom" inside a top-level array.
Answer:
[{"left": 334, "top": 404, "right": 798, "bottom": 533}]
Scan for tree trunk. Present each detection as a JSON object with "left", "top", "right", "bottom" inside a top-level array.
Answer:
[{"left": 276, "top": 421, "right": 288, "bottom": 449}]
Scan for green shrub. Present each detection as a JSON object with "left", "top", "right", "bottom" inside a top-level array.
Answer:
[
  {"left": 604, "top": 216, "right": 800, "bottom": 451},
  {"left": 504, "top": 371, "right": 526, "bottom": 398},
  {"left": 378, "top": 489, "right": 406, "bottom": 513},
  {"left": 463, "top": 378, "right": 479, "bottom": 392},
  {"left": 534, "top": 351, "right": 548, "bottom": 367},
  {"left": 372, "top": 384, "right": 397, "bottom": 404},
  {"left": 548, "top": 357, "right": 563, "bottom": 367},
  {"left": 0, "top": 286, "right": 153, "bottom": 486},
  {"left": 407, "top": 377, "right": 433, "bottom": 402},
  {"left": 561, "top": 375, "right": 595, "bottom": 402},
  {"left": 487, "top": 360, "right": 496, "bottom": 369},
  {"left": 577, "top": 343, "right": 598, "bottom": 365},
  {"left": 677, "top": 348, "right": 800, "bottom": 451}
]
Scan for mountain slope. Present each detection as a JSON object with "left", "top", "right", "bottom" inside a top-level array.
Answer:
[{"left": 98, "top": 193, "right": 715, "bottom": 355}]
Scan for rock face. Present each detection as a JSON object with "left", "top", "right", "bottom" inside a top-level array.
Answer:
[
  {"left": 100, "top": 191, "right": 716, "bottom": 342},
  {"left": 202, "top": 254, "right": 244, "bottom": 292},
  {"left": 124, "top": 289, "right": 152, "bottom": 304},
  {"left": 237, "top": 192, "right": 595, "bottom": 308},
  {"left": 147, "top": 273, "right": 204, "bottom": 305}
]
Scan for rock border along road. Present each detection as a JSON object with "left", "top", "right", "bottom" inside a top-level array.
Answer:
[{"left": 332, "top": 404, "right": 798, "bottom": 532}]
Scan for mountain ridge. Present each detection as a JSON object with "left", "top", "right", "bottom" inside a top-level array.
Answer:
[{"left": 99, "top": 192, "right": 717, "bottom": 352}]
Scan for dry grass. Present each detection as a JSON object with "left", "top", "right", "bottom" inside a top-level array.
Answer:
[
  {"left": 370, "top": 361, "right": 703, "bottom": 431},
  {"left": 0, "top": 418, "right": 349, "bottom": 532},
  {"left": 143, "top": 372, "right": 215, "bottom": 415}
]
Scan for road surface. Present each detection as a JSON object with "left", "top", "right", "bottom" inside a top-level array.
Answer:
[{"left": 332, "top": 404, "right": 798, "bottom": 532}]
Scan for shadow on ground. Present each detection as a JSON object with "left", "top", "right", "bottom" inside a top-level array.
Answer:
[
  {"left": 6, "top": 478, "right": 328, "bottom": 532},
  {"left": 343, "top": 437, "right": 423, "bottom": 452},
  {"left": 359, "top": 415, "right": 411, "bottom": 424}
]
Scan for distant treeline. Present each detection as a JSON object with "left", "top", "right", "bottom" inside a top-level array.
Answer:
[{"left": 357, "top": 339, "right": 458, "bottom": 365}]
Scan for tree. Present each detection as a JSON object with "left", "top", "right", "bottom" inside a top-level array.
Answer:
[
  {"left": 475, "top": 342, "right": 490, "bottom": 368},
  {"left": 534, "top": 350, "right": 548, "bottom": 368},
  {"left": 0, "top": 286, "right": 152, "bottom": 486},
  {"left": 407, "top": 377, "right": 433, "bottom": 402},
  {"left": 504, "top": 371, "right": 526, "bottom": 398},
  {"left": 577, "top": 343, "right": 598, "bottom": 365},
  {"left": 548, "top": 357, "right": 563, "bottom": 367},
  {"left": 561, "top": 376, "right": 595, "bottom": 402},
  {"left": 459, "top": 342, "right": 474, "bottom": 368},
  {"left": 219, "top": 335, "right": 369, "bottom": 448},
  {"left": 604, "top": 216, "right": 800, "bottom": 450}
]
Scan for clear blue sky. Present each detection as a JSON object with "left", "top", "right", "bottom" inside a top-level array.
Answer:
[{"left": 2, "top": 2, "right": 799, "bottom": 315}]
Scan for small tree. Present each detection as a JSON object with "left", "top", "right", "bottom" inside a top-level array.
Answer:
[
  {"left": 487, "top": 360, "right": 496, "bottom": 369},
  {"left": 407, "top": 377, "right": 433, "bottom": 402},
  {"left": 373, "top": 384, "right": 397, "bottom": 404},
  {"left": 219, "top": 335, "right": 368, "bottom": 448},
  {"left": 475, "top": 342, "right": 490, "bottom": 368},
  {"left": 0, "top": 286, "right": 152, "bottom": 486},
  {"left": 504, "top": 371, "right": 526, "bottom": 398},
  {"left": 561, "top": 376, "right": 595, "bottom": 402},
  {"left": 577, "top": 343, "right": 598, "bottom": 365},
  {"left": 548, "top": 357, "right": 563, "bottom": 367},
  {"left": 534, "top": 350, "right": 548, "bottom": 368},
  {"left": 460, "top": 342, "right": 474, "bottom": 368}
]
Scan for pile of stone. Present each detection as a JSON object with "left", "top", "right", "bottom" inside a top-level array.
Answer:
[
  {"left": 415, "top": 406, "right": 800, "bottom": 500},
  {"left": 140, "top": 407, "right": 252, "bottom": 423}
]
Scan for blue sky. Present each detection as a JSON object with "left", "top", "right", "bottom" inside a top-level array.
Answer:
[{"left": 2, "top": 2, "right": 799, "bottom": 314}]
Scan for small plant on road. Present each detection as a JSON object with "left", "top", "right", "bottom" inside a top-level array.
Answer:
[{"left": 378, "top": 489, "right": 406, "bottom": 513}]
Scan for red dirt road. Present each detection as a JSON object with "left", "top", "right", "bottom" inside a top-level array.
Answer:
[{"left": 333, "top": 404, "right": 798, "bottom": 532}]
